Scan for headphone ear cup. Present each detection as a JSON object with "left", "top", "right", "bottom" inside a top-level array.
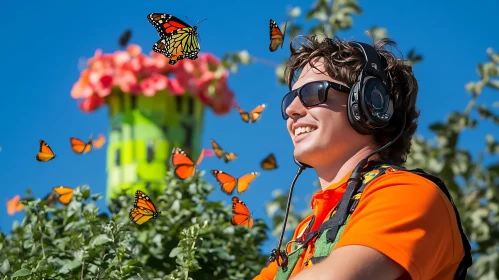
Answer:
[
  {"left": 360, "top": 77, "right": 393, "bottom": 128},
  {"left": 347, "top": 82, "right": 372, "bottom": 135}
]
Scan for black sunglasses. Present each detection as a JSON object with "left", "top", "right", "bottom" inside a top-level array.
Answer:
[{"left": 281, "top": 80, "right": 351, "bottom": 120}]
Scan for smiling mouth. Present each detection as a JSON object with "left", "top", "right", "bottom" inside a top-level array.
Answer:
[{"left": 294, "top": 126, "right": 317, "bottom": 137}]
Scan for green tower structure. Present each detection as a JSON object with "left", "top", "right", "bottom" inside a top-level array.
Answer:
[
  {"left": 105, "top": 90, "right": 205, "bottom": 200},
  {"left": 70, "top": 44, "right": 234, "bottom": 202}
]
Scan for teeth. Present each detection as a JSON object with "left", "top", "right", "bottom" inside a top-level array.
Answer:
[{"left": 294, "top": 126, "right": 317, "bottom": 136}]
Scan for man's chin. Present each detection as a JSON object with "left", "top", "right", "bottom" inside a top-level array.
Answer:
[{"left": 293, "top": 149, "right": 314, "bottom": 167}]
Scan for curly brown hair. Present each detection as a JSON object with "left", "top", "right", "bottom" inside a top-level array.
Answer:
[{"left": 285, "top": 35, "right": 420, "bottom": 165}]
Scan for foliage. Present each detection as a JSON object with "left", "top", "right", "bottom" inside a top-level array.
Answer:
[{"left": 0, "top": 171, "right": 268, "bottom": 279}]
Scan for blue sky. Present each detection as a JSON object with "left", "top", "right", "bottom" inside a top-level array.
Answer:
[{"left": 0, "top": 0, "right": 498, "bottom": 256}]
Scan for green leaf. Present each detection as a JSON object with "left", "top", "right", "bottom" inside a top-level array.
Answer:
[
  {"left": 11, "top": 268, "right": 31, "bottom": 278},
  {"left": 58, "top": 261, "right": 81, "bottom": 274},
  {"left": 90, "top": 234, "right": 111, "bottom": 246},
  {"left": 169, "top": 247, "right": 182, "bottom": 258},
  {"left": 487, "top": 79, "right": 499, "bottom": 89},
  {"left": 0, "top": 260, "right": 10, "bottom": 275}
]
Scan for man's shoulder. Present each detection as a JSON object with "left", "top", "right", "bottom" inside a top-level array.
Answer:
[
  {"left": 359, "top": 166, "right": 459, "bottom": 231},
  {"left": 364, "top": 165, "right": 448, "bottom": 199}
]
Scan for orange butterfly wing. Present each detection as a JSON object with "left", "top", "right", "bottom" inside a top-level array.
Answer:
[
  {"left": 231, "top": 196, "right": 254, "bottom": 228},
  {"left": 269, "top": 19, "right": 287, "bottom": 52},
  {"left": 211, "top": 170, "right": 237, "bottom": 195},
  {"left": 261, "top": 153, "right": 278, "bottom": 170},
  {"left": 210, "top": 140, "right": 226, "bottom": 158},
  {"left": 93, "top": 134, "right": 106, "bottom": 149},
  {"left": 129, "top": 190, "right": 161, "bottom": 225},
  {"left": 52, "top": 186, "right": 74, "bottom": 205},
  {"left": 70, "top": 137, "right": 92, "bottom": 154},
  {"left": 235, "top": 107, "right": 250, "bottom": 123},
  {"left": 236, "top": 172, "right": 260, "bottom": 194},
  {"left": 249, "top": 104, "right": 267, "bottom": 122},
  {"left": 36, "top": 140, "right": 56, "bottom": 162},
  {"left": 6, "top": 195, "right": 24, "bottom": 216},
  {"left": 171, "top": 147, "right": 204, "bottom": 180},
  {"left": 236, "top": 104, "right": 266, "bottom": 123},
  {"left": 223, "top": 153, "right": 237, "bottom": 163}
]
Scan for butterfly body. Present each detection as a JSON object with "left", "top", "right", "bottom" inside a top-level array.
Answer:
[
  {"left": 231, "top": 196, "right": 254, "bottom": 228},
  {"left": 36, "top": 140, "right": 56, "bottom": 162},
  {"left": 236, "top": 104, "right": 266, "bottom": 123},
  {"left": 210, "top": 140, "right": 237, "bottom": 163},
  {"left": 211, "top": 170, "right": 259, "bottom": 195},
  {"left": 147, "top": 13, "right": 201, "bottom": 65},
  {"left": 269, "top": 19, "right": 287, "bottom": 52},
  {"left": 129, "top": 190, "right": 161, "bottom": 225}
]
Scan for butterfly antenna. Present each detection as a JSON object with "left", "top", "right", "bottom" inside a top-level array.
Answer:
[{"left": 196, "top": 18, "right": 208, "bottom": 26}]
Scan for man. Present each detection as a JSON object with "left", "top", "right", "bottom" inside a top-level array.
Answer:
[{"left": 254, "top": 35, "right": 471, "bottom": 280}]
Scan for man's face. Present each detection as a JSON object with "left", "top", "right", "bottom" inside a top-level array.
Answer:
[{"left": 285, "top": 58, "right": 368, "bottom": 167}]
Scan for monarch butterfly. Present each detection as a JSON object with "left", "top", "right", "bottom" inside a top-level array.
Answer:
[
  {"left": 119, "top": 29, "right": 132, "bottom": 48},
  {"left": 210, "top": 140, "right": 237, "bottom": 163},
  {"left": 36, "top": 140, "right": 56, "bottom": 162},
  {"left": 93, "top": 134, "right": 106, "bottom": 149},
  {"left": 269, "top": 19, "right": 287, "bottom": 52},
  {"left": 210, "top": 170, "right": 259, "bottom": 195},
  {"left": 261, "top": 153, "right": 278, "bottom": 170},
  {"left": 231, "top": 196, "right": 254, "bottom": 228},
  {"left": 70, "top": 136, "right": 92, "bottom": 154},
  {"left": 236, "top": 104, "right": 267, "bottom": 123},
  {"left": 129, "top": 190, "right": 161, "bottom": 225},
  {"left": 147, "top": 13, "right": 202, "bottom": 65},
  {"left": 171, "top": 147, "right": 205, "bottom": 180},
  {"left": 53, "top": 186, "right": 74, "bottom": 205}
]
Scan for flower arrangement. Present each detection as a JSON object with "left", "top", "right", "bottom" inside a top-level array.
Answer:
[{"left": 70, "top": 44, "right": 235, "bottom": 115}]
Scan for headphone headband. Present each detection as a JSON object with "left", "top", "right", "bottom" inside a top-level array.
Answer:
[{"left": 350, "top": 41, "right": 387, "bottom": 83}]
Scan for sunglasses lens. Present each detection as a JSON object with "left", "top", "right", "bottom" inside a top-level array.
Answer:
[
  {"left": 281, "top": 91, "right": 297, "bottom": 119},
  {"left": 301, "top": 82, "right": 326, "bottom": 106}
]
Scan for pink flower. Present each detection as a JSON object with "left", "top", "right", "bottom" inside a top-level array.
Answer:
[
  {"left": 72, "top": 45, "right": 236, "bottom": 115},
  {"left": 127, "top": 44, "right": 142, "bottom": 57},
  {"left": 150, "top": 73, "right": 168, "bottom": 91},
  {"left": 113, "top": 51, "right": 130, "bottom": 67},
  {"left": 95, "top": 75, "right": 113, "bottom": 97},
  {"left": 200, "top": 53, "right": 221, "bottom": 68},
  {"left": 71, "top": 69, "right": 93, "bottom": 99},
  {"left": 167, "top": 78, "right": 186, "bottom": 95},
  {"left": 140, "top": 78, "right": 157, "bottom": 96},
  {"left": 114, "top": 70, "right": 138, "bottom": 93},
  {"left": 79, "top": 95, "right": 105, "bottom": 112}
]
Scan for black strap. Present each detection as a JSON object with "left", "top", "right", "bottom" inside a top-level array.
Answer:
[
  {"left": 408, "top": 169, "right": 473, "bottom": 280},
  {"left": 317, "top": 162, "right": 391, "bottom": 238}
]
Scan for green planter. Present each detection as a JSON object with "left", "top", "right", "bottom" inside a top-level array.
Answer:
[{"left": 105, "top": 90, "right": 205, "bottom": 200}]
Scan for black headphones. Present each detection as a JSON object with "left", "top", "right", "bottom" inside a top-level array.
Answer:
[{"left": 347, "top": 41, "right": 394, "bottom": 135}]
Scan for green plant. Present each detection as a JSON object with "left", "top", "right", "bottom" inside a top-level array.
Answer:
[{"left": 0, "top": 170, "right": 268, "bottom": 279}]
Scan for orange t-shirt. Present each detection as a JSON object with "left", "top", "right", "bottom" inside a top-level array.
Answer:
[{"left": 253, "top": 168, "right": 465, "bottom": 280}]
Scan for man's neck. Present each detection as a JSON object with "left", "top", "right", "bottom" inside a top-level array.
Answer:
[{"left": 315, "top": 146, "right": 380, "bottom": 190}]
